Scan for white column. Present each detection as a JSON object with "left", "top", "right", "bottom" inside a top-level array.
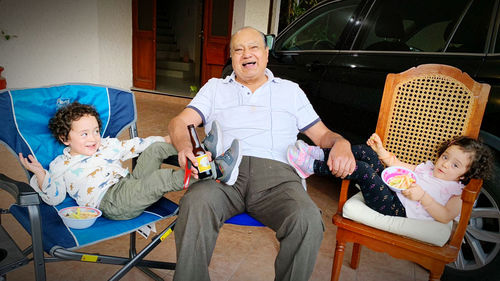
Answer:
[{"left": 232, "top": 0, "right": 270, "bottom": 34}]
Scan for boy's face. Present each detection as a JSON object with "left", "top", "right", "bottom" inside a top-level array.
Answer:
[
  {"left": 433, "top": 145, "right": 472, "bottom": 181},
  {"left": 62, "top": 114, "right": 101, "bottom": 156}
]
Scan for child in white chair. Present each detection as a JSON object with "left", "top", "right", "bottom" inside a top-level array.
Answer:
[
  {"left": 287, "top": 134, "right": 493, "bottom": 223},
  {"left": 19, "top": 102, "right": 241, "bottom": 220}
]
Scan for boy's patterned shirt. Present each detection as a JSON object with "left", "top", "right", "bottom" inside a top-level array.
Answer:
[{"left": 30, "top": 136, "right": 164, "bottom": 207}]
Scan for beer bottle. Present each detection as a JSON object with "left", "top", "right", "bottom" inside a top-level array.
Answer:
[{"left": 187, "top": 124, "right": 212, "bottom": 179}]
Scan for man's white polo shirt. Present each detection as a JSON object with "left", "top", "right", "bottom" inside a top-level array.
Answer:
[{"left": 187, "top": 69, "right": 320, "bottom": 164}]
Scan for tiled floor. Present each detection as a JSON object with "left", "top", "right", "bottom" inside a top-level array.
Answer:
[
  {"left": 155, "top": 76, "right": 199, "bottom": 98},
  {"left": 0, "top": 92, "right": 429, "bottom": 281}
]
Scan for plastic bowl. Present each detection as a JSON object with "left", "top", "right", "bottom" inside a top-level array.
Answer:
[
  {"left": 381, "top": 166, "right": 418, "bottom": 193},
  {"left": 58, "top": 206, "right": 102, "bottom": 229}
]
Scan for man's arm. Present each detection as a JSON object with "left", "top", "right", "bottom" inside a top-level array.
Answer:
[
  {"left": 168, "top": 108, "right": 204, "bottom": 176},
  {"left": 303, "top": 121, "right": 355, "bottom": 178}
]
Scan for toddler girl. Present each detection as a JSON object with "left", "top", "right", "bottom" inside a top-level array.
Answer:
[{"left": 287, "top": 134, "right": 493, "bottom": 223}]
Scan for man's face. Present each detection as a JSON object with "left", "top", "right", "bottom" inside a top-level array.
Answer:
[{"left": 230, "top": 28, "right": 269, "bottom": 84}]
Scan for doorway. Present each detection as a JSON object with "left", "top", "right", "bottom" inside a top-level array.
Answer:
[{"left": 132, "top": 0, "right": 233, "bottom": 98}]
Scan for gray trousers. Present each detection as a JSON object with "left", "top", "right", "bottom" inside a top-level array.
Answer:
[
  {"left": 99, "top": 142, "right": 184, "bottom": 220},
  {"left": 173, "top": 156, "right": 324, "bottom": 281}
]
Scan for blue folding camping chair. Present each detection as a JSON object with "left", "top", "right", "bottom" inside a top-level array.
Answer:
[
  {"left": 0, "top": 84, "right": 179, "bottom": 281},
  {"left": 0, "top": 83, "right": 267, "bottom": 281}
]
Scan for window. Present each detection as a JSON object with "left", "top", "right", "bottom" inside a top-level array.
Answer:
[
  {"left": 355, "top": 0, "right": 476, "bottom": 52},
  {"left": 276, "top": 0, "right": 360, "bottom": 51},
  {"left": 496, "top": 27, "right": 500, "bottom": 53},
  {"left": 446, "top": 0, "right": 495, "bottom": 53}
]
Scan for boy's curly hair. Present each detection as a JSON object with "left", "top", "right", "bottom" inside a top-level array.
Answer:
[
  {"left": 437, "top": 136, "right": 494, "bottom": 185},
  {"left": 48, "top": 101, "right": 102, "bottom": 144}
]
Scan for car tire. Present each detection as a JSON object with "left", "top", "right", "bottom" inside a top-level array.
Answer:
[{"left": 443, "top": 162, "right": 500, "bottom": 281}]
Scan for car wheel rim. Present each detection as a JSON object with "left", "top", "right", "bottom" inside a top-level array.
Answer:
[{"left": 448, "top": 188, "right": 500, "bottom": 271}]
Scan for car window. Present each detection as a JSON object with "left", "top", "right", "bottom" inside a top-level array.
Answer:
[
  {"left": 496, "top": 27, "right": 500, "bottom": 53},
  {"left": 354, "top": 0, "right": 490, "bottom": 53},
  {"left": 446, "top": 0, "right": 495, "bottom": 53},
  {"left": 276, "top": 0, "right": 361, "bottom": 51}
]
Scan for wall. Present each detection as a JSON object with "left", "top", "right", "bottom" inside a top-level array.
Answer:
[
  {"left": 0, "top": 0, "right": 132, "bottom": 89},
  {"left": 232, "top": 0, "right": 270, "bottom": 35}
]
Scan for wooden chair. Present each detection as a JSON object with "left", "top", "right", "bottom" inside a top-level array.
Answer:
[{"left": 331, "top": 64, "right": 490, "bottom": 281}]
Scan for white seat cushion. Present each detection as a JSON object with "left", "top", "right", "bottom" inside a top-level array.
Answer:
[{"left": 342, "top": 192, "right": 452, "bottom": 246}]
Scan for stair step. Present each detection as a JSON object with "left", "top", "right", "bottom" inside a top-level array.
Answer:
[
  {"left": 157, "top": 35, "right": 176, "bottom": 44},
  {"left": 157, "top": 28, "right": 174, "bottom": 36},
  {"left": 157, "top": 50, "right": 180, "bottom": 60},
  {"left": 157, "top": 43, "right": 178, "bottom": 51},
  {"left": 157, "top": 60, "right": 193, "bottom": 72},
  {"left": 157, "top": 21, "right": 171, "bottom": 28},
  {"left": 157, "top": 15, "right": 170, "bottom": 22},
  {"left": 157, "top": 69, "right": 193, "bottom": 79}
]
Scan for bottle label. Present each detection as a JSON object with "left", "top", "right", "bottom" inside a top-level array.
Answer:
[{"left": 196, "top": 154, "right": 211, "bottom": 172}]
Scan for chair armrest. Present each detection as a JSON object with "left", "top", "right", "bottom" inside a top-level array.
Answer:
[
  {"left": 337, "top": 179, "right": 351, "bottom": 213},
  {"left": 0, "top": 173, "right": 40, "bottom": 206},
  {"left": 448, "top": 178, "right": 482, "bottom": 247}
]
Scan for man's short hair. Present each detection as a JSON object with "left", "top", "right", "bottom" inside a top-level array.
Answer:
[{"left": 229, "top": 26, "right": 266, "bottom": 52}]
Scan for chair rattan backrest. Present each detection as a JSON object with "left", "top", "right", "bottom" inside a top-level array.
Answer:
[{"left": 375, "top": 64, "right": 490, "bottom": 165}]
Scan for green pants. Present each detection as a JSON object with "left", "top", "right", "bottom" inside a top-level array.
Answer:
[
  {"left": 173, "top": 156, "right": 324, "bottom": 281},
  {"left": 99, "top": 142, "right": 184, "bottom": 220}
]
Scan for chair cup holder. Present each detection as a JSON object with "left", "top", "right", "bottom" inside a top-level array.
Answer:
[{"left": 0, "top": 248, "right": 7, "bottom": 262}]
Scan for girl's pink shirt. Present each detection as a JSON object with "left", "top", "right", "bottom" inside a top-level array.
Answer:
[{"left": 396, "top": 161, "right": 464, "bottom": 221}]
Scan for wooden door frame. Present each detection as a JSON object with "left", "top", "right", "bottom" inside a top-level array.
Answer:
[
  {"left": 132, "top": 0, "right": 156, "bottom": 90},
  {"left": 201, "top": 0, "right": 234, "bottom": 85}
]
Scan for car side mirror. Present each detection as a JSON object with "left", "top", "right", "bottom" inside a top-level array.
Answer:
[{"left": 266, "top": 34, "right": 276, "bottom": 50}]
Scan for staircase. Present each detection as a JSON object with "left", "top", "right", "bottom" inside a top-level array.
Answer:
[{"left": 156, "top": 15, "right": 194, "bottom": 80}]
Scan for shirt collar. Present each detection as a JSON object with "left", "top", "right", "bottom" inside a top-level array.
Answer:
[{"left": 223, "top": 68, "right": 278, "bottom": 84}]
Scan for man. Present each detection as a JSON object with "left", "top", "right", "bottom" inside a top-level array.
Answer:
[{"left": 168, "top": 26, "right": 356, "bottom": 281}]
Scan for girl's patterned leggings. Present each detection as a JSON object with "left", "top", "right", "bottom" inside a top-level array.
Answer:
[{"left": 315, "top": 145, "right": 406, "bottom": 217}]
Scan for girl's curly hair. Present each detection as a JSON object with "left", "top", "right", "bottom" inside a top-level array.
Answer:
[
  {"left": 437, "top": 136, "right": 494, "bottom": 185},
  {"left": 48, "top": 102, "right": 102, "bottom": 144}
]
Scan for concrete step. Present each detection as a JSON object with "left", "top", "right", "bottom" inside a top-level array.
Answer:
[
  {"left": 157, "top": 20, "right": 170, "bottom": 28},
  {"left": 157, "top": 15, "right": 169, "bottom": 22},
  {"left": 157, "top": 43, "right": 178, "bottom": 51},
  {"left": 157, "top": 27, "right": 174, "bottom": 36},
  {"left": 157, "top": 60, "right": 193, "bottom": 72},
  {"left": 157, "top": 68, "right": 193, "bottom": 79},
  {"left": 157, "top": 50, "right": 180, "bottom": 60},
  {"left": 157, "top": 35, "right": 176, "bottom": 44}
]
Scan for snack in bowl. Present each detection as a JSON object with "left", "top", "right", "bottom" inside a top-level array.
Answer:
[
  {"left": 381, "top": 166, "right": 418, "bottom": 193},
  {"left": 58, "top": 206, "right": 102, "bottom": 229}
]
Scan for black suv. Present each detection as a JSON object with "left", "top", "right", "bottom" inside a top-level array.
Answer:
[{"left": 223, "top": 0, "right": 499, "bottom": 280}]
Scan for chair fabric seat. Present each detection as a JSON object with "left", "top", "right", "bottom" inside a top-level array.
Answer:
[
  {"left": 342, "top": 192, "right": 452, "bottom": 246},
  {"left": 10, "top": 196, "right": 178, "bottom": 253}
]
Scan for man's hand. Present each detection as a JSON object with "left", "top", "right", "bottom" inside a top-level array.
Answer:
[
  {"left": 327, "top": 138, "right": 356, "bottom": 178},
  {"left": 178, "top": 149, "right": 213, "bottom": 179}
]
